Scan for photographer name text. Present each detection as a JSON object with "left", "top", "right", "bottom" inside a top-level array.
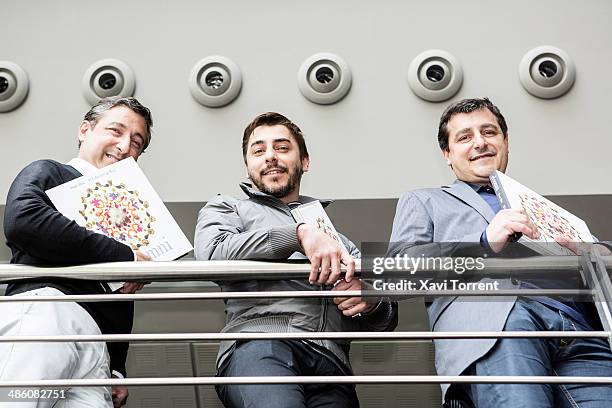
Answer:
[{"left": 373, "top": 279, "right": 500, "bottom": 291}]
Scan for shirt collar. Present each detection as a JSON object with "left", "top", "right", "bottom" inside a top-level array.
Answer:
[
  {"left": 238, "top": 182, "right": 332, "bottom": 207},
  {"left": 66, "top": 157, "right": 98, "bottom": 176},
  {"left": 467, "top": 182, "right": 495, "bottom": 194}
]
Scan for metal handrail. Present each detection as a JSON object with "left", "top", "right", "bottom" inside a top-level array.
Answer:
[
  {"left": 0, "top": 289, "right": 595, "bottom": 303},
  {"left": 1, "top": 375, "right": 611, "bottom": 387},
  {"left": 0, "top": 255, "right": 610, "bottom": 390},
  {"left": 579, "top": 251, "right": 612, "bottom": 347},
  {"left": 592, "top": 250, "right": 612, "bottom": 307},
  {"left": 0, "top": 331, "right": 609, "bottom": 343},
  {"left": 0, "top": 257, "right": 597, "bottom": 282}
]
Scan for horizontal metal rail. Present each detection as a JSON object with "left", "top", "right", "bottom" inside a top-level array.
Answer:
[
  {"left": 0, "top": 331, "right": 609, "bottom": 343},
  {"left": 0, "top": 257, "right": 597, "bottom": 282},
  {"left": 0, "top": 256, "right": 609, "bottom": 390},
  {"left": 1, "top": 375, "right": 611, "bottom": 387},
  {"left": 0, "top": 289, "right": 595, "bottom": 302}
]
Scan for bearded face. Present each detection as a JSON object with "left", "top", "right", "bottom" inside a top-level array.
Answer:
[
  {"left": 245, "top": 125, "right": 309, "bottom": 202},
  {"left": 248, "top": 160, "right": 304, "bottom": 199}
]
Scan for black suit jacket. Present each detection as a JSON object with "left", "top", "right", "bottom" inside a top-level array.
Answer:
[{"left": 3, "top": 159, "right": 135, "bottom": 376}]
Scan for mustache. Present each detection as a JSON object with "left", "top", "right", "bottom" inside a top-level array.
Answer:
[
  {"left": 469, "top": 149, "right": 497, "bottom": 161},
  {"left": 261, "top": 165, "right": 288, "bottom": 176}
]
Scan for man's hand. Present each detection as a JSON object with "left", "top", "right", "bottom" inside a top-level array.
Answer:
[
  {"left": 556, "top": 237, "right": 612, "bottom": 256},
  {"left": 120, "top": 282, "right": 148, "bottom": 293},
  {"left": 124, "top": 251, "right": 152, "bottom": 293},
  {"left": 297, "top": 224, "right": 355, "bottom": 284},
  {"left": 485, "top": 209, "right": 540, "bottom": 253},
  {"left": 111, "top": 385, "right": 128, "bottom": 407},
  {"left": 135, "top": 250, "right": 151, "bottom": 261},
  {"left": 332, "top": 279, "right": 377, "bottom": 317}
]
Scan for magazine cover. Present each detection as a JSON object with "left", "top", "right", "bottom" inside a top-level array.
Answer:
[
  {"left": 46, "top": 157, "right": 193, "bottom": 261},
  {"left": 290, "top": 201, "right": 348, "bottom": 253},
  {"left": 489, "top": 170, "right": 593, "bottom": 255}
]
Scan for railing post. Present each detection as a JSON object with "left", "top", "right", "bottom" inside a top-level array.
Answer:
[
  {"left": 580, "top": 251, "right": 612, "bottom": 350},
  {"left": 589, "top": 249, "right": 612, "bottom": 349}
]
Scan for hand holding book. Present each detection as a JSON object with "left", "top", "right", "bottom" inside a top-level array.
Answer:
[
  {"left": 135, "top": 250, "right": 151, "bottom": 262},
  {"left": 485, "top": 208, "right": 541, "bottom": 253},
  {"left": 489, "top": 170, "right": 593, "bottom": 255},
  {"left": 291, "top": 201, "right": 354, "bottom": 284},
  {"left": 555, "top": 237, "right": 612, "bottom": 256},
  {"left": 46, "top": 158, "right": 193, "bottom": 261},
  {"left": 296, "top": 223, "right": 355, "bottom": 284}
]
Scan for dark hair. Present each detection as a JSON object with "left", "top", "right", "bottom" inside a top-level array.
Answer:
[
  {"left": 81, "top": 97, "right": 153, "bottom": 152},
  {"left": 437, "top": 97, "right": 508, "bottom": 150},
  {"left": 242, "top": 112, "right": 309, "bottom": 162}
]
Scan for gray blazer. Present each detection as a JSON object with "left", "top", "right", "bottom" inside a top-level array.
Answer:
[{"left": 389, "top": 180, "right": 519, "bottom": 398}]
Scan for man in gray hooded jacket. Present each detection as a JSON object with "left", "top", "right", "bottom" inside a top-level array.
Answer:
[{"left": 195, "top": 112, "right": 397, "bottom": 408}]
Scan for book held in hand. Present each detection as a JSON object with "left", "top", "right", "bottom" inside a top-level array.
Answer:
[
  {"left": 46, "top": 157, "right": 193, "bottom": 261},
  {"left": 489, "top": 170, "right": 593, "bottom": 255},
  {"left": 290, "top": 201, "right": 348, "bottom": 253}
]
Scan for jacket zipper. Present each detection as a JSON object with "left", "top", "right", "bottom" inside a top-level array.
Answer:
[{"left": 318, "top": 284, "right": 328, "bottom": 331}]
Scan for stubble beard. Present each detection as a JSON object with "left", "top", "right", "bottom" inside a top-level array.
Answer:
[{"left": 249, "top": 164, "right": 303, "bottom": 199}]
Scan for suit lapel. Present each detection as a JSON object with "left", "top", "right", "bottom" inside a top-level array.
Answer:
[{"left": 442, "top": 180, "right": 496, "bottom": 223}]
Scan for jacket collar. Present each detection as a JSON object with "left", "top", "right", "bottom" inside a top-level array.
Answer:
[
  {"left": 441, "top": 179, "right": 496, "bottom": 222},
  {"left": 239, "top": 182, "right": 332, "bottom": 208}
]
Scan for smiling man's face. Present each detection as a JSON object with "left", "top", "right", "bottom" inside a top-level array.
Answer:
[
  {"left": 77, "top": 106, "right": 147, "bottom": 168},
  {"left": 442, "top": 108, "right": 509, "bottom": 184},
  {"left": 245, "top": 124, "right": 310, "bottom": 203}
]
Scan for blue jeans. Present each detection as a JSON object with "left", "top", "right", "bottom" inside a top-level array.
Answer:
[
  {"left": 462, "top": 298, "right": 612, "bottom": 408},
  {"left": 216, "top": 340, "right": 359, "bottom": 408}
]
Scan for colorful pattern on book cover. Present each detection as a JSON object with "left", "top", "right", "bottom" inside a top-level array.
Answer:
[
  {"left": 519, "top": 193, "right": 588, "bottom": 242},
  {"left": 315, "top": 216, "right": 341, "bottom": 244},
  {"left": 79, "top": 180, "right": 156, "bottom": 250}
]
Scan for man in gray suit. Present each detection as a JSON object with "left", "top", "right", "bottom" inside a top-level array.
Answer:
[{"left": 389, "top": 97, "right": 612, "bottom": 407}]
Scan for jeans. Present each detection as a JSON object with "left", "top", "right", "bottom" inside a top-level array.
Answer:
[
  {"left": 216, "top": 340, "right": 359, "bottom": 408},
  {"left": 462, "top": 298, "right": 612, "bottom": 408}
]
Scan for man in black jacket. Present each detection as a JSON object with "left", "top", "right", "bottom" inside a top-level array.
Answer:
[{"left": 0, "top": 97, "right": 153, "bottom": 408}]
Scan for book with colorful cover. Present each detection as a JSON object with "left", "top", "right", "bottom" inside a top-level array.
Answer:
[
  {"left": 46, "top": 157, "right": 193, "bottom": 261},
  {"left": 290, "top": 201, "right": 348, "bottom": 253},
  {"left": 489, "top": 170, "right": 593, "bottom": 255}
]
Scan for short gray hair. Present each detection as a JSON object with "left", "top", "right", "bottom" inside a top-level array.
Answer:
[{"left": 81, "top": 97, "right": 153, "bottom": 152}]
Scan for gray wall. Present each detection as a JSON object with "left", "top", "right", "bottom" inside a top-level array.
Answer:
[{"left": 3, "top": 0, "right": 612, "bottom": 205}]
